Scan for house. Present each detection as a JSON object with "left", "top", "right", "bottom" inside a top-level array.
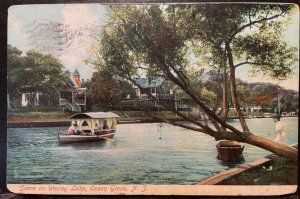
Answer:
[
  {"left": 7, "top": 69, "right": 87, "bottom": 112},
  {"left": 6, "top": 83, "right": 44, "bottom": 110},
  {"left": 133, "top": 77, "right": 171, "bottom": 99},
  {"left": 58, "top": 69, "right": 87, "bottom": 112},
  {"left": 128, "top": 77, "right": 188, "bottom": 110},
  {"left": 21, "top": 92, "right": 42, "bottom": 107}
]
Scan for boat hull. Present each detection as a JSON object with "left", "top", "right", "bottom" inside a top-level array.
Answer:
[
  {"left": 216, "top": 140, "right": 244, "bottom": 162},
  {"left": 58, "top": 129, "right": 115, "bottom": 143}
]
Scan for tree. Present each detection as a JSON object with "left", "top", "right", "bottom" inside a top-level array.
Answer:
[
  {"left": 90, "top": 69, "right": 135, "bottom": 106},
  {"left": 7, "top": 45, "right": 26, "bottom": 97},
  {"left": 94, "top": 5, "right": 298, "bottom": 161},
  {"left": 278, "top": 90, "right": 299, "bottom": 113},
  {"left": 176, "top": 69, "right": 223, "bottom": 110},
  {"left": 176, "top": 4, "right": 298, "bottom": 131},
  {"left": 7, "top": 45, "right": 69, "bottom": 105}
]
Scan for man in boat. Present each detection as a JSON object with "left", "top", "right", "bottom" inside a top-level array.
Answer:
[{"left": 103, "top": 120, "right": 109, "bottom": 130}]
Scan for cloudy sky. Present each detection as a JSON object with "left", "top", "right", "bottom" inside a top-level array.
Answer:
[
  {"left": 8, "top": 4, "right": 299, "bottom": 91},
  {"left": 8, "top": 4, "right": 107, "bottom": 79}
]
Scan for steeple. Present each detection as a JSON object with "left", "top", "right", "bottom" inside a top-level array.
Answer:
[{"left": 72, "top": 68, "right": 81, "bottom": 87}]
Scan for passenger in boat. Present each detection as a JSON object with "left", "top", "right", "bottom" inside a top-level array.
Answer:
[
  {"left": 73, "top": 122, "right": 83, "bottom": 135},
  {"left": 270, "top": 115, "right": 287, "bottom": 144},
  {"left": 68, "top": 122, "right": 76, "bottom": 135},
  {"left": 103, "top": 120, "right": 109, "bottom": 130},
  {"left": 111, "top": 120, "right": 115, "bottom": 129}
]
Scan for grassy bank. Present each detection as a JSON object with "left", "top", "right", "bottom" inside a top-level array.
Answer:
[
  {"left": 7, "top": 109, "right": 282, "bottom": 123},
  {"left": 7, "top": 110, "right": 195, "bottom": 123},
  {"left": 219, "top": 157, "right": 297, "bottom": 185},
  {"left": 7, "top": 111, "right": 72, "bottom": 123}
]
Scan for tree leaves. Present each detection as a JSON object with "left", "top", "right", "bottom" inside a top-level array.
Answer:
[
  {"left": 7, "top": 46, "right": 68, "bottom": 103},
  {"left": 233, "top": 26, "right": 298, "bottom": 79},
  {"left": 101, "top": 5, "right": 188, "bottom": 83},
  {"left": 90, "top": 70, "right": 135, "bottom": 106}
]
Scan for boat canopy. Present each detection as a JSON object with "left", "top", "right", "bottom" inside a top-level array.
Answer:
[
  {"left": 69, "top": 112, "right": 120, "bottom": 134},
  {"left": 69, "top": 112, "right": 120, "bottom": 119}
]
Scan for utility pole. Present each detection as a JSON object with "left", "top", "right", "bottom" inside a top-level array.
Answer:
[{"left": 277, "top": 87, "right": 281, "bottom": 116}]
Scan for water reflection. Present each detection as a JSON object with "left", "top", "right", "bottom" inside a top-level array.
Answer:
[
  {"left": 218, "top": 157, "right": 245, "bottom": 167},
  {"left": 58, "top": 141, "right": 109, "bottom": 150}
]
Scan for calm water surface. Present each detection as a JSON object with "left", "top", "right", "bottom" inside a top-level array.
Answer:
[{"left": 7, "top": 117, "right": 298, "bottom": 185}]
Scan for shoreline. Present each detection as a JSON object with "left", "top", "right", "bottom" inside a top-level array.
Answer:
[
  {"left": 7, "top": 118, "right": 184, "bottom": 128},
  {"left": 7, "top": 116, "right": 298, "bottom": 128}
]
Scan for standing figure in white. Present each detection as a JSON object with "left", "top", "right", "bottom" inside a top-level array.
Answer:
[{"left": 271, "top": 115, "right": 287, "bottom": 144}]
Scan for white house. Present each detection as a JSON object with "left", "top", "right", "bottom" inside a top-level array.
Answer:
[{"left": 21, "top": 92, "right": 42, "bottom": 107}]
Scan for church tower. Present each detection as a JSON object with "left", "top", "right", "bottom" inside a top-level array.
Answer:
[{"left": 72, "top": 68, "right": 81, "bottom": 87}]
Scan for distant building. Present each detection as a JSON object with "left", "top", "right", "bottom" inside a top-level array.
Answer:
[
  {"left": 72, "top": 69, "right": 81, "bottom": 87},
  {"left": 133, "top": 77, "right": 171, "bottom": 99},
  {"left": 250, "top": 106, "right": 262, "bottom": 112},
  {"left": 59, "top": 69, "right": 87, "bottom": 112},
  {"left": 8, "top": 69, "right": 87, "bottom": 112},
  {"left": 21, "top": 92, "right": 42, "bottom": 107},
  {"left": 9, "top": 88, "right": 43, "bottom": 108},
  {"left": 124, "top": 77, "right": 188, "bottom": 110}
]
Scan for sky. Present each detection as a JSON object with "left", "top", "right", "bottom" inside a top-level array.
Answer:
[
  {"left": 235, "top": 7, "right": 299, "bottom": 91},
  {"left": 8, "top": 4, "right": 107, "bottom": 79},
  {"left": 8, "top": 4, "right": 299, "bottom": 91}
]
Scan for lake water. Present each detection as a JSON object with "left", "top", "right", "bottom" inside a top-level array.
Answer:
[{"left": 7, "top": 117, "right": 298, "bottom": 185}]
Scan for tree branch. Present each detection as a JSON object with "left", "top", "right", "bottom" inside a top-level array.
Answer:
[
  {"left": 149, "top": 115, "right": 221, "bottom": 138},
  {"left": 126, "top": 76, "right": 219, "bottom": 135},
  {"left": 160, "top": 62, "right": 244, "bottom": 135},
  {"left": 234, "top": 61, "right": 282, "bottom": 68},
  {"left": 228, "top": 9, "right": 287, "bottom": 42}
]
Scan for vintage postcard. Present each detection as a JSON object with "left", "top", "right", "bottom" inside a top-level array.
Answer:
[{"left": 6, "top": 2, "right": 299, "bottom": 196}]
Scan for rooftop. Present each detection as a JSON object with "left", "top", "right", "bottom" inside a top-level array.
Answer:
[
  {"left": 69, "top": 112, "right": 120, "bottom": 119},
  {"left": 73, "top": 68, "right": 80, "bottom": 75},
  {"left": 134, "top": 77, "right": 165, "bottom": 88}
]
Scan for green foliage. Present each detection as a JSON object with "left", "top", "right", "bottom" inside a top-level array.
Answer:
[
  {"left": 8, "top": 110, "right": 72, "bottom": 121},
  {"left": 24, "top": 50, "right": 68, "bottom": 90},
  {"left": 7, "top": 45, "right": 26, "bottom": 93},
  {"left": 7, "top": 45, "right": 69, "bottom": 104},
  {"left": 233, "top": 27, "right": 298, "bottom": 79},
  {"left": 100, "top": 5, "right": 296, "bottom": 88},
  {"left": 100, "top": 5, "right": 188, "bottom": 81},
  {"left": 173, "top": 4, "right": 297, "bottom": 80},
  {"left": 220, "top": 157, "right": 297, "bottom": 185},
  {"left": 200, "top": 87, "right": 217, "bottom": 107},
  {"left": 90, "top": 69, "right": 136, "bottom": 106},
  {"left": 279, "top": 91, "right": 299, "bottom": 112}
]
